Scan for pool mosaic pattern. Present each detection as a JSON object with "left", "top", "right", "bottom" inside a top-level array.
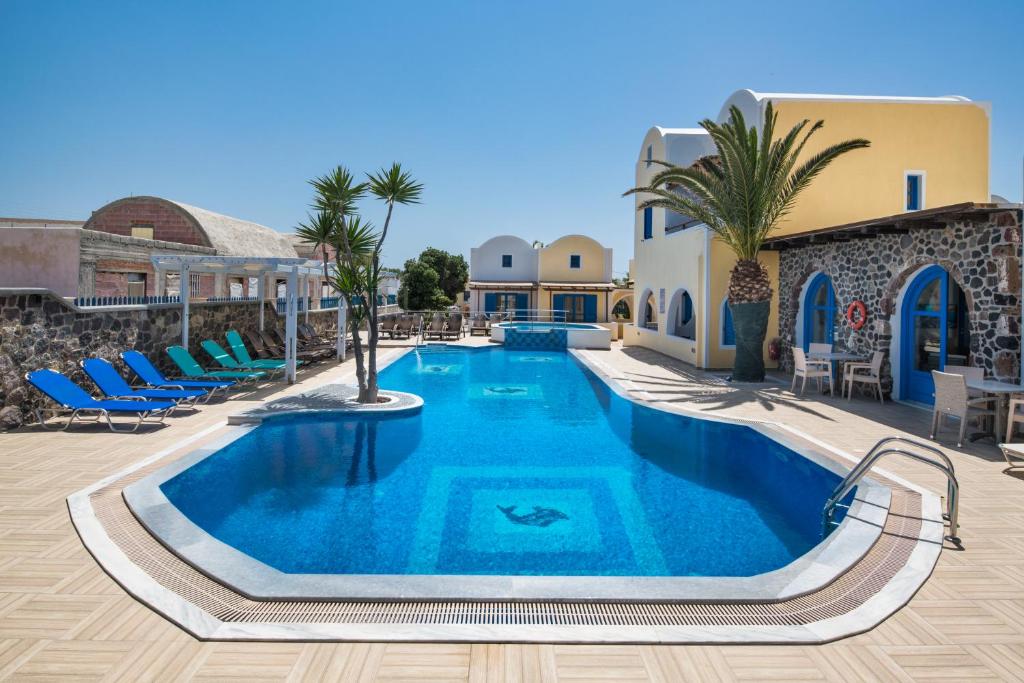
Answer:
[{"left": 159, "top": 348, "right": 851, "bottom": 579}]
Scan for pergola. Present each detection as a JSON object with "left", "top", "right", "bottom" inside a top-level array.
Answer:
[{"left": 150, "top": 254, "right": 346, "bottom": 383}]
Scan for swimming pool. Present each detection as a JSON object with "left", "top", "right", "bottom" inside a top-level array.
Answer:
[{"left": 127, "top": 346, "right": 883, "bottom": 601}]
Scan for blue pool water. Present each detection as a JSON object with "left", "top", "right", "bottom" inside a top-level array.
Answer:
[{"left": 161, "top": 347, "right": 849, "bottom": 578}]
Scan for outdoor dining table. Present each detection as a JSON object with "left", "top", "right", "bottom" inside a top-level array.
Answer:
[
  {"left": 964, "top": 377, "right": 1021, "bottom": 441},
  {"left": 807, "top": 351, "right": 868, "bottom": 396}
]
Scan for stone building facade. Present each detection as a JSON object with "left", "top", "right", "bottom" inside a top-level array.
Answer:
[
  {"left": 772, "top": 205, "right": 1021, "bottom": 396},
  {"left": 0, "top": 289, "right": 338, "bottom": 429}
]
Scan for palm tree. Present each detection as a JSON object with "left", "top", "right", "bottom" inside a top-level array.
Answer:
[
  {"left": 309, "top": 163, "right": 422, "bottom": 403},
  {"left": 626, "top": 102, "right": 869, "bottom": 381},
  {"left": 364, "top": 163, "right": 423, "bottom": 402},
  {"left": 295, "top": 206, "right": 338, "bottom": 292}
]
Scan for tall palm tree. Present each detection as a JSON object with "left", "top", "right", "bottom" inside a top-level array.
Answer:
[
  {"left": 626, "top": 102, "right": 869, "bottom": 381},
  {"left": 364, "top": 163, "right": 422, "bottom": 402},
  {"left": 295, "top": 206, "right": 338, "bottom": 288}
]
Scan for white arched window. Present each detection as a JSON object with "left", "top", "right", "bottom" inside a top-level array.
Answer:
[{"left": 666, "top": 289, "right": 695, "bottom": 340}]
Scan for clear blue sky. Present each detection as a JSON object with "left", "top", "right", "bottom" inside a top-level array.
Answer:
[{"left": 2, "top": 1, "right": 1021, "bottom": 277}]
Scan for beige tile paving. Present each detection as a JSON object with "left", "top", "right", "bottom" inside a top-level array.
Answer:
[{"left": 1, "top": 339, "right": 1023, "bottom": 681}]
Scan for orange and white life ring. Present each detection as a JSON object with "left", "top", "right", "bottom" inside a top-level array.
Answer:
[{"left": 846, "top": 300, "right": 867, "bottom": 330}]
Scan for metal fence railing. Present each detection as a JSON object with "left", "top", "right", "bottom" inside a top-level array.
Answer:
[{"left": 73, "top": 295, "right": 181, "bottom": 308}]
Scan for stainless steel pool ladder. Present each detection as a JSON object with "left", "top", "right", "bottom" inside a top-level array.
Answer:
[{"left": 822, "top": 436, "right": 960, "bottom": 543}]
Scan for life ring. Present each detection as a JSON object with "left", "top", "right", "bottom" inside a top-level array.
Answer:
[{"left": 846, "top": 300, "right": 867, "bottom": 330}]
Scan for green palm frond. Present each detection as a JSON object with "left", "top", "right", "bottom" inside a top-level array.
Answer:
[
  {"left": 625, "top": 101, "right": 870, "bottom": 261},
  {"left": 367, "top": 163, "right": 423, "bottom": 206}
]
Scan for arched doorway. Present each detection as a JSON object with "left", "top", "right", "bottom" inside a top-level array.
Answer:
[
  {"left": 900, "top": 265, "right": 970, "bottom": 404},
  {"left": 803, "top": 273, "right": 836, "bottom": 351},
  {"left": 666, "top": 289, "right": 695, "bottom": 340},
  {"left": 639, "top": 289, "right": 657, "bottom": 329}
]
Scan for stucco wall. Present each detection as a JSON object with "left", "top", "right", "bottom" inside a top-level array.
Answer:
[
  {"left": 729, "top": 97, "right": 991, "bottom": 238},
  {"left": 469, "top": 236, "right": 538, "bottom": 282},
  {"left": 538, "top": 235, "right": 612, "bottom": 283},
  {"left": 0, "top": 228, "right": 81, "bottom": 297}
]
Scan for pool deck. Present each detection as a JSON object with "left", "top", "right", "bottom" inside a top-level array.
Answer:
[{"left": 2, "top": 337, "right": 1023, "bottom": 680}]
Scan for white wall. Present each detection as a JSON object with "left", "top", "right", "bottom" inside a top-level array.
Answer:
[{"left": 470, "top": 235, "right": 539, "bottom": 282}]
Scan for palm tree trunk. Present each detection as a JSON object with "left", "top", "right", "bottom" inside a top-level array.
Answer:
[{"left": 728, "top": 259, "right": 772, "bottom": 382}]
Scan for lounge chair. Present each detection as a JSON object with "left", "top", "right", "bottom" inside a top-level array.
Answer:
[
  {"left": 201, "top": 340, "right": 285, "bottom": 380},
  {"left": 423, "top": 313, "right": 445, "bottom": 340},
  {"left": 441, "top": 312, "right": 463, "bottom": 340},
  {"left": 298, "top": 323, "right": 340, "bottom": 350},
  {"left": 167, "top": 346, "right": 266, "bottom": 384},
  {"left": 80, "top": 358, "right": 206, "bottom": 406},
  {"left": 226, "top": 330, "right": 300, "bottom": 369},
  {"left": 379, "top": 314, "right": 398, "bottom": 339},
  {"left": 392, "top": 315, "right": 414, "bottom": 339},
  {"left": 248, "top": 330, "right": 325, "bottom": 363},
  {"left": 120, "top": 350, "right": 235, "bottom": 400},
  {"left": 469, "top": 314, "right": 488, "bottom": 336},
  {"left": 26, "top": 368, "right": 176, "bottom": 432}
]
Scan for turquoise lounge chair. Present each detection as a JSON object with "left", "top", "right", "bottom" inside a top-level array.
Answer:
[
  {"left": 166, "top": 346, "right": 266, "bottom": 384},
  {"left": 26, "top": 369, "right": 176, "bottom": 432},
  {"left": 201, "top": 340, "right": 284, "bottom": 380},
  {"left": 225, "top": 330, "right": 299, "bottom": 369},
  {"left": 81, "top": 358, "right": 207, "bottom": 406},
  {"left": 121, "top": 350, "right": 235, "bottom": 400}
]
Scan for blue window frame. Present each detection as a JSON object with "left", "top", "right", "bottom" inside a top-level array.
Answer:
[
  {"left": 802, "top": 273, "right": 836, "bottom": 351},
  {"left": 569, "top": 254, "right": 581, "bottom": 269},
  {"left": 646, "top": 145, "right": 652, "bottom": 168},
  {"left": 906, "top": 174, "right": 922, "bottom": 211},
  {"left": 501, "top": 254, "right": 512, "bottom": 268},
  {"left": 553, "top": 293, "right": 597, "bottom": 322},
  {"left": 643, "top": 207, "right": 653, "bottom": 239},
  {"left": 899, "top": 265, "right": 969, "bottom": 404},
  {"left": 721, "top": 299, "right": 735, "bottom": 346}
]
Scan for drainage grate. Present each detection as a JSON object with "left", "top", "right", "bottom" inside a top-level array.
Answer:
[{"left": 91, "top": 483, "right": 922, "bottom": 628}]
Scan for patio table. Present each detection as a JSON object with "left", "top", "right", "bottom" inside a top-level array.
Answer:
[
  {"left": 808, "top": 352, "right": 867, "bottom": 396},
  {"left": 964, "top": 377, "right": 1021, "bottom": 441}
]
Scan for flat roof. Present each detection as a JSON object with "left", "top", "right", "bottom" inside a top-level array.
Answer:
[
  {"left": 468, "top": 281, "right": 536, "bottom": 289},
  {"left": 540, "top": 282, "right": 616, "bottom": 290},
  {"left": 762, "top": 202, "right": 1022, "bottom": 251}
]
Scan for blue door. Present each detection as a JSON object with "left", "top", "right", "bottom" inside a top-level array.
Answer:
[
  {"left": 484, "top": 293, "right": 497, "bottom": 314},
  {"left": 552, "top": 294, "right": 566, "bottom": 321},
  {"left": 900, "top": 265, "right": 970, "bottom": 404},
  {"left": 515, "top": 293, "right": 528, "bottom": 317},
  {"left": 802, "top": 273, "right": 836, "bottom": 351}
]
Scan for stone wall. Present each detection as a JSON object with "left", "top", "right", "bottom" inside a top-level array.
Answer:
[
  {"left": 777, "top": 209, "right": 1021, "bottom": 394},
  {"left": 0, "top": 289, "right": 342, "bottom": 428}
]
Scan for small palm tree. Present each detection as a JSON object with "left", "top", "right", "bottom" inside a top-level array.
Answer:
[
  {"left": 626, "top": 102, "right": 869, "bottom": 381},
  {"left": 308, "top": 163, "right": 422, "bottom": 403}
]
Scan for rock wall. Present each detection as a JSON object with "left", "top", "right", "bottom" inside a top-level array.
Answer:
[
  {"left": 0, "top": 290, "right": 341, "bottom": 428},
  {"left": 777, "top": 210, "right": 1021, "bottom": 393}
]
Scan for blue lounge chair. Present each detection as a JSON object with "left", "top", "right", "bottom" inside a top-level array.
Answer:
[
  {"left": 25, "top": 369, "right": 176, "bottom": 432},
  {"left": 201, "top": 340, "right": 284, "bottom": 379},
  {"left": 167, "top": 346, "right": 266, "bottom": 384},
  {"left": 225, "top": 330, "right": 299, "bottom": 369},
  {"left": 80, "top": 358, "right": 207, "bottom": 406},
  {"left": 120, "top": 350, "right": 235, "bottom": 400}
]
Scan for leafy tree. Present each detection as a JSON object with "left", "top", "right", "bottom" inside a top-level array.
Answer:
[
  {"left": 626, "top": 102, "right": 868, "bottom": 381},
  {"left": 399, "top": 259, "right": 451, "bottom": 310},
  {"left": 416, "top": 248, "right": 468, "bottom": 302}
]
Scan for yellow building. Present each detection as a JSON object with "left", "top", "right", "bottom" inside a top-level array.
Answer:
[
  {"left": 537, "top": 235, "right": 616, "bottom": 323},
  {"left": 627, "top": 90, "right": 996, "bottom": 381}
]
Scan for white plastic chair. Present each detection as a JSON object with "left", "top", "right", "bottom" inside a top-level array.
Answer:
[
  {"left": 1005, "top": 396, "right": 1024, "bottom": 443},
  {"left": 844, "top": 350, "right": 885, "bottom": 403},
  {"left": 930, "top": 370, "right": 996, "bottom": 448},
  {"left": 791, "top": 347, "right": 832, "bottom": 396}
]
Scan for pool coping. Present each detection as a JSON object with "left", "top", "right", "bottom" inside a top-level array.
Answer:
[{"left": 122, "top": 347, "right": 890, "bottom": 604}]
